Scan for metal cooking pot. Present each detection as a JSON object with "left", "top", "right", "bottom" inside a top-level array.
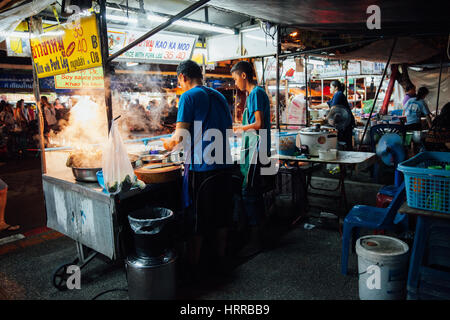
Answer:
[
  {"left": 299, "top": 126, "right": 338, "bottom": 156},
  {"left": 70, "top": 153, "right": 140, "bottom": 182},
  {"left": 141, "top": 153, "right": 166, "bottom": 164},
  {"left": 71, "top": 167, "right": 102, "bottom": 182},
  {"left": 128, "top": 154, "right": 141, "bottom": 168},
  {"left": 412, "top": 130, "right": 428, "bottom": 144},
  {"left": 353, "top": 127, "right": 371, "bottom": 145}
]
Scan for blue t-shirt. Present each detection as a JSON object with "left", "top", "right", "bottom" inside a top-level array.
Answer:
[
  {"left": 246, "top": 86, "right": 271, "bottom": 156},
  {"left": 327, "top": 90, "right": 350, "bottom": 108},
  {"left": 404, "top": 97, "right": 430, "bottom": 125},
  {"left": 177, "top": 85, "right": 233, "bottom": 172}
]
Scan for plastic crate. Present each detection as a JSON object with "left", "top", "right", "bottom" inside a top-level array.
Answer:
[
  {"left": 398, "top": 152, "right": 450, "bottom": 214},
  {"left": 275, "top": 131, "right": 298, "bottom": 156}
]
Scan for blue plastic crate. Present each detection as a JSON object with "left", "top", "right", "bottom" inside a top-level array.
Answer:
[{"left": 398, "top": 152, "right": 450, "bottom": 214}]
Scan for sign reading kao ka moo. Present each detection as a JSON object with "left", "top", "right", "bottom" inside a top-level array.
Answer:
[
  {"left": 30, "top": 14, "right": 102, "bottom": 78},
  {"left": 108, "top": 28, "right": 197, "bottom": 64}
]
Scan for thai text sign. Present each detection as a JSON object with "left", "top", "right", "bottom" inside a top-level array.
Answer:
[
  {"left": 30, "top": 14, "right": 102, "bottom": 78},
  {"left": 54, "top": 67, "right": 104, "bottom": 89},
  {"left": 314, "top": 61, "right": 361, "bottom": 78},
  {"left": 108, "top": 28, "right": 197, "bottom": 64}
]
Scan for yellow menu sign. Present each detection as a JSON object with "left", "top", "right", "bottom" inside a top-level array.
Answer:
[{"left": 30, "top": 14, "right": 102, "bottom": 78}]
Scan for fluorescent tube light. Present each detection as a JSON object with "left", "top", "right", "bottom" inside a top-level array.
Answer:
[
  {"left": 147, "top": 14, "right": 234, "bottom": 34},
  {"left": 106, "top": 14, "right": 137, "bottom": 24},
  {"left": 245, "top": 34, "right": 268, "bottom": 42},
  {"left": 241, "top": 25, "right": 261, "bottom": 33},
  {"left": 0, "top": 31, "right": 29, "bottom": 39},
  {"left": 107, "top": 9, "right": 234, "bottom": 34}
]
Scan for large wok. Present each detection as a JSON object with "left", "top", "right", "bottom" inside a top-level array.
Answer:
[{"left": 69, "top": 153, "right": 141, "bottom": 182}]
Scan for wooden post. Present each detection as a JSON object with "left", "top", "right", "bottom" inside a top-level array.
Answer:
[{"left": 28, "top": 17, "right": 46, "bottom": 174}]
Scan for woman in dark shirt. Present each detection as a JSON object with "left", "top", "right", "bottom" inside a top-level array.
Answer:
[{"left": 312, "top": 80, "right": 355, "bottom": 150}]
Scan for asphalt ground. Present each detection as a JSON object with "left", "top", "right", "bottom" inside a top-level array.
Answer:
[
  {"left": 0, "top": 154, "right": 397, "bottom": 300},
  {"left": 0, "top": 215, "right": 360, "bottom": 300}
]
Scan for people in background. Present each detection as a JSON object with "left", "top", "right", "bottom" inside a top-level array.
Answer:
[
  {"left": 424, "top": 102, "right": 450, "bottom": 152},
  {"left": 403, "top": 86, "right": 432, "bottom": 131},
  {"left": 146, "top": 99, "right": 157, "bottom": 111},
  {"left": 162, "top": 98, "right": 178, "bottom": 128},
  {"left": 24, "top": 103, "right": 35, "bottom": 122},
  {"left": 403, "top": 84, "right": 416, "bottom": 106},
  {"left": 14, "top": 99, "right": 29, "bottom": 132},
  {"left": 41, "top": 96, "right": 57, "bottom": 133},
  {"left": 231, "top": 60, "right": 272, "bottom": 257},
  {"left": 53, "top": 98, "right": 64, "bottom": 110},
  {"left": 162, "top": 60, "right": 233, "bottom": 279},
  {"left": 0, "top": 178, "right": 19, "bottom": 232},
  {"left": 0, "top": 103, "right": 16, "bottom": 132},
  {"left": 311, "top": 80, "right": 355, "bottom": 150},
  {"left": 53, "top": 98, "right": 68, "bottom": 122}
]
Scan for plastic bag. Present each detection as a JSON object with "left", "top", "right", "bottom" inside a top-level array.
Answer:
[{"left": 102, "top": 120, "right": 145, "bottom": 194}]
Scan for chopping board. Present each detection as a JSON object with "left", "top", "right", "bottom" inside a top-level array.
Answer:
[{"left": 134, "top": 164, "right": 182, "bottom": 184}]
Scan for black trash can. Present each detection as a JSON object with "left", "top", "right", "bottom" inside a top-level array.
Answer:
[{"left": 126, "top": 207, "right": 177, "bottom": 300}]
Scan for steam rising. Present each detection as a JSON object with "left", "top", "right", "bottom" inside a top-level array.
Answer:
[{"left": 49, "top": 96, "right": 108, "bottom": 150}]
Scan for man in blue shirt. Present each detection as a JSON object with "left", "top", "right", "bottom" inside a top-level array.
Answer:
[
  {"left": 231, "top": 60, "right": 273, "bottom": 257},
  {"left": 403, "top": 86, "right": 432, "bottom": 131},
  {"left": 162, "top": 60, "right": 233, "bottom": 278}
]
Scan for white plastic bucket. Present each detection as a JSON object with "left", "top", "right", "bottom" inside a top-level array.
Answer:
[{"left": 356, "top": 235, "right": 409, "bottom": 300}]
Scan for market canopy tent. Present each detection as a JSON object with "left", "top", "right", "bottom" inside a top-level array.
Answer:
[
  {"left": 207, "top": 0, "right": 450, "bottom": 34},
  {"left": 311, "top": 37, "right": 443, "bottom": 65}
]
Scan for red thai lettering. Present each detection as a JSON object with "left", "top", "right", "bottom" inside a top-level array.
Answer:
[
  {"left": 42, "top": 41, "right": 48, "bottom": 56},
  {"left": 50, "top": 39, "right": 58, "bottom": 54}
]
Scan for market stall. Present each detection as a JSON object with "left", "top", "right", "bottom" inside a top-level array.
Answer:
[{"left": 23, "top": 9, "right": 191, "bottom": 289}]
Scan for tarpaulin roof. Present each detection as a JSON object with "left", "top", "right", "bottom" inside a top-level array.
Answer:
[
  {"left": 0, "top": 0, "right": 55, "bottom": 33},
  {"left": 311, "top": 37, "right": 444, "bottom": 65},
  {"left": 207, "top": 0, "right": 450, "bottom": 35}
]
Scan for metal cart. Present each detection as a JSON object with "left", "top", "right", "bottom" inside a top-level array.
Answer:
[{"left": 42, "top": 160, "right": 181, "bottom": 290}]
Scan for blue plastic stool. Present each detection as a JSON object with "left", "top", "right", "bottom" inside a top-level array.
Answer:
[
  {"left": 407, "top": 216, "right": 450, "bottom": 299},
  {"left": 341, "top": 182, "right": 407, "bottom": 275}
]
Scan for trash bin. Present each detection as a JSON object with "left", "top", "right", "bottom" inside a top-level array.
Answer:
[{"left": 126, "top": 207, "right": 177, "bottom": 300}]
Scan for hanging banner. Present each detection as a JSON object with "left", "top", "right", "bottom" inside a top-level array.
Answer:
[
  {"left": 361, "top": 61, "right": 385, "bottom": 75},
  {"left": 0, "top": 73, "right": 54, "bottom": 90},
  {"left": 314, "top": 61, "right": 361, "bottom": 78},
  {"left": 6, "top": 37, "right": 31, "bottom": 57},
  {"left": 30, "top": 14, "right": 102, "bottom": 78},
  {"left": 54, "top": 67, "right": 104, "bottom": 89},
  {"left": 108, "top": 28, "right": 197, "bottom": 64}
]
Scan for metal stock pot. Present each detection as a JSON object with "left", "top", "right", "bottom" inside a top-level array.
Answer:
[
  {"left": 299, "top": 126, "right": 338, "bottom": 156},
  {"left": 353, "top": 127, "right": 371, "bottom": 146}
]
